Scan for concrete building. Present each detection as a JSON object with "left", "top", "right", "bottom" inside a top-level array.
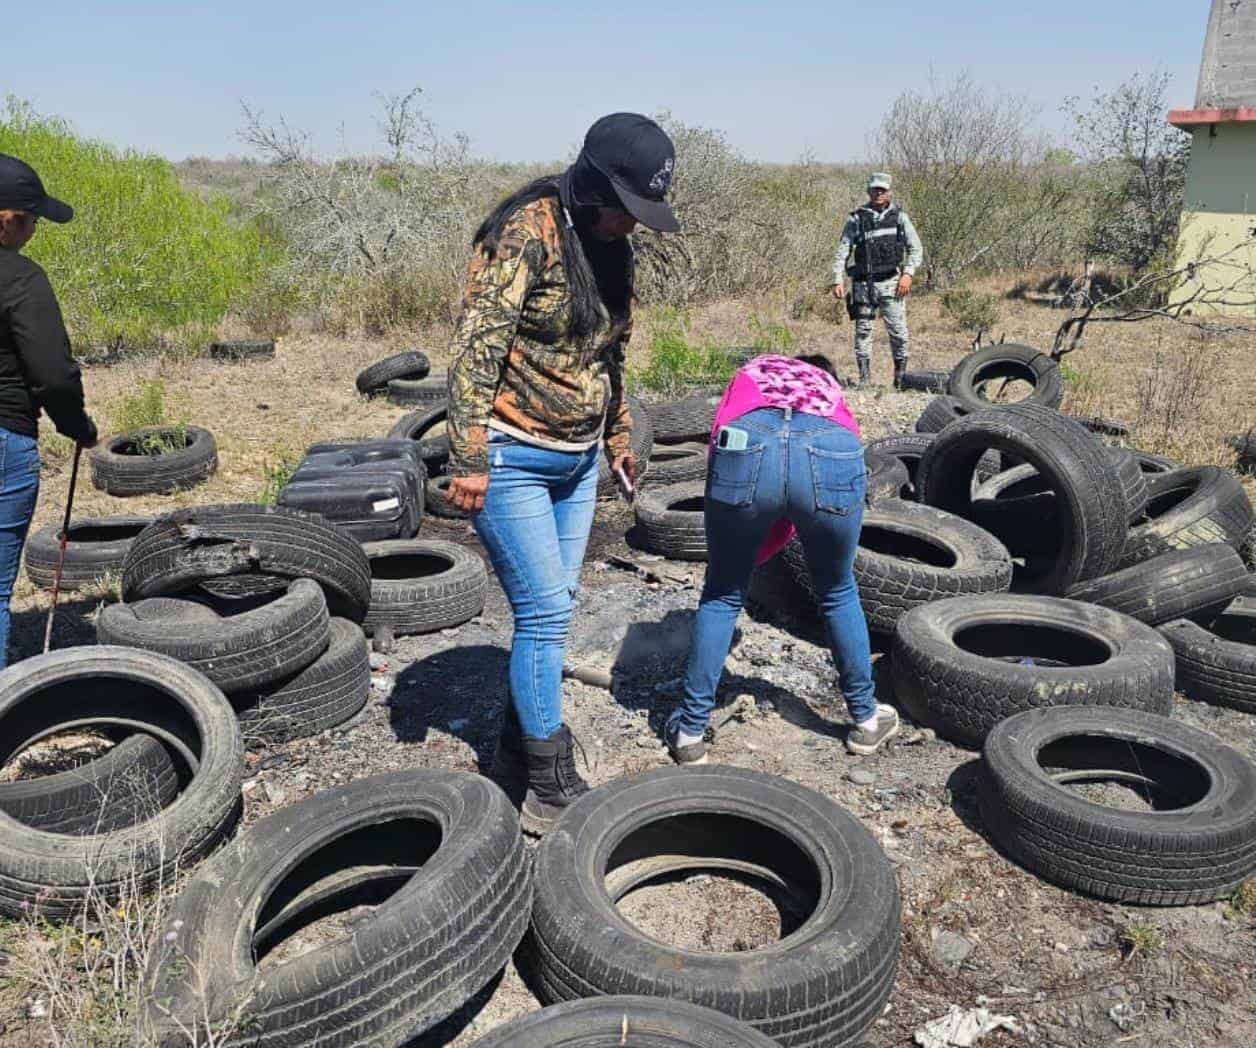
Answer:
[{"left": 1169, "top": 0, "right": 1256, "bottom": 316}]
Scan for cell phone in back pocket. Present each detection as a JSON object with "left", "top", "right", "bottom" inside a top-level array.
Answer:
[{"left": 716, "top": 425, "right": 749, "bottom": 451}]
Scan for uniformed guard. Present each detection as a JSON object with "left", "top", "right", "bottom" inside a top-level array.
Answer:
[{"left": 830, "top": 173, "right": 924, "bottom": 388}]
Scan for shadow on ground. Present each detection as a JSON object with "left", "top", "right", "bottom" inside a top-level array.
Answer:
[
  {"left": 388, "top": 643, "right": 510, "bottom": 761},
  {"left": 11, "top": 594, "right": 100, "bottom": 662}
]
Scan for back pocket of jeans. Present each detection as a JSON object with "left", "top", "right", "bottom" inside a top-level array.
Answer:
[
  {"left": 808, "top": 446, "right": 864, "bottom": 515},
  {"left": 707, "top": 445, "right": 764, "bottom": 507}
]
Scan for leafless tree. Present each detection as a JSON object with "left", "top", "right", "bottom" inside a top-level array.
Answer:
[
  {"left": 1062, "top": 71, "right": 1189, "bottom": 277},
  {"left": 875, "top": 73, "right": 1077, "bottom": 287},
  {"left": 238, "top": 88, "right": 487, "bottom": 327}
]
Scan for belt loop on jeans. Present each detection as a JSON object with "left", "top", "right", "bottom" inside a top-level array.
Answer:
[{"left": 783, "top": 406, "right": 793, "bottom": 421}]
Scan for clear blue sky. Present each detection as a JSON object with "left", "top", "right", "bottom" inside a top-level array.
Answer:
[{"left": 7, "top": 1, "right": 1205, "bottom": 163}]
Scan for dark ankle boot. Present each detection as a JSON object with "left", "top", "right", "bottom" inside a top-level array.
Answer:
[
  {"left": 857, "top": 358, "right": 872, "bottom": 387},
  {"left": 893, "top": 359, "right": 908, "bottom": 390},
  {"left": 486, "top": 706, "right": 528, "bottom": 806},
  {"left": 520, "top": 725, "right": 589, "bottom": 837}
]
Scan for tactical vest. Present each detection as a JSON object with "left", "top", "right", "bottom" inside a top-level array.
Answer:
[{"left": 849, "top": 205, "right": 905, "bottom": 279}]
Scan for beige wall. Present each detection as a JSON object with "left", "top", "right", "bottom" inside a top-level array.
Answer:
[{"left": 1172, "top": 122, "right": 1256, "bottom": 317}]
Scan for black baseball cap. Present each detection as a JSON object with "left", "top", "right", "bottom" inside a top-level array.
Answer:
[
  {"left": 578, "top": 114, "right": 679, "bottom": 233},
  {"left": 0, "top": 154, "right": 73, "bottom": 223}
]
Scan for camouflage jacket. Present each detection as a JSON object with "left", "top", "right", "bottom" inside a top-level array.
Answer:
[{"left": 446, "top": 195, "right": 634, "bottom": 477}]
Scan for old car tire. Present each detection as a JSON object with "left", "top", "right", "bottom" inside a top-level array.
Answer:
[
  {"left": 386, "top": 373, "right": 447, "bottom": 407},
  {"left": 145, "top": 770, "right": 530, "bottom": 1046},
  {"left": 361, "top": 539, "right": 488, "bottom": 636},
  {"left": 469, "top": 997, "right": 781, "bottom": 1048},
  {"left": 526, "top": 765, "right": 900, "bottom": 1048},
  {"left": 231, "top": 618, "right": 370, "bottom": 744},
  {"left": 1064, "top": 544, "right": 1249, "bottom": 626},
  {"left": 948, "top": 343, "right": 1065, "bottom": 412},
  {"left": 90, "top": 426, "right": 218, "bottom": 497},
  {"left": 121, "top": 504, "right": 372, "bottom": 622},
  {"left": 0, "top": 647, "right": 242, "bottom": 916},
  {"left": 918, "top": 404, "right": 1127, "bottom": 593},
  {"left": 1159, "top": 598, "right": 1256, "bottom": 714},
  {"left": 890, "top": 594, "right": 1175, "bottom": 747},
  {"left": 634, "top": 482, "right": 707, "bottom": 561},
  {"left": 24, "top": 516, "right": 152, "bottom": 592},
  {"left": 355, "top": 350, "right": 431, "bottom": 395},
  {"left": 97, "top": 581, "right": 330, "bottom": 694},
  {"left": 1120, "top": 466, "right": 1254, "bottom": 567},
  {"left": 0, "top": 733, "right": 178, "bottom": 836},
  {"left": 980, "top": 706, "right": 1256, "bottom": 905}
]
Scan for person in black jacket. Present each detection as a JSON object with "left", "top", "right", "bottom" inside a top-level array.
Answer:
[{"left": 0, "top": 154, "right": 97, "bottom": 667}]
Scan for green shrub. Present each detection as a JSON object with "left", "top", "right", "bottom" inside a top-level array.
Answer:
[
  {"left": 109, "top": 380, "right": 187, "bottom": 455},
  {"left": 748, "top": 315, "right": 796, "bottom": 352},
  {"left": 1, "top": 98, "right": 285, "bottom": 356},
  {"left": 940, "top": 287, "right": 1002, "bottom": 332},
  {"left": 259, "top": 449, "right": 300, "bottom": 505},
  {"left": 631, "top": 316, "right": 741, "bottom": 395}
]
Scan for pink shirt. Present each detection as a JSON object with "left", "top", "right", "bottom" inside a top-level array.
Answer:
[{"left": 709, "top": 355, "right": 861, "bottom": 565}]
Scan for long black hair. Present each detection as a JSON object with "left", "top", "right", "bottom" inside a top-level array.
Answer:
[
  {"left": 793, "top": 352, "right": 838, "bottom": 378},
  {"left": 473, "top": 173, "right": 632, "bottom": 344}
]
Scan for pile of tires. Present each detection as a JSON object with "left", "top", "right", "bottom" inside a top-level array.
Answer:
[
  {"left": 110, "top": 504, "right": 374, "bottom": 743},
  {"left": 0, "top": 647, "right": 244, "bottom": 917},
  {"left": 90, "top": 425, "right": 218, "bottom": 496}
]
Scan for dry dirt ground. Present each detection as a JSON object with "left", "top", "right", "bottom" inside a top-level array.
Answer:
[{"left": 0, "top": 289, "right": 1253, "bottom": 1046}]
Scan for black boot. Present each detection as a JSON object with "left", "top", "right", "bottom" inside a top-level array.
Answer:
[
  {"left": 520, "top": 725, "right": 589, "bottom": 837},
  {"left": 893, "top": 359, "right": 908, "bottom": 390},
  {"left": 486, "top": 705, "right": 528, "bottom": 806},
  {"left": 857, "top": 358, "right": 873, "bottom": 388}
]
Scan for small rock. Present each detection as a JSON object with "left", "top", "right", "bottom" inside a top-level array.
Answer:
[
  {"left": 260, "top": 755, "right": 288, "bottom": 771},
  {"left": 635, "top": 736, "right": 658, "bottom": 750},
  {"left": 267, "top": 785, "right": 288, "bottom": 807},
  {"left": 932, "top": 930, "right": 974, "bottom": 969},
  {"left": 371, "top": 676, "right": 393, "bottom": 694},
  {"left": 847, "top": 769, "right": 876, "bottom": 786},
  {"left": 26, "top": 997, "right": 47, "bottom": 1020},
  {"left": 368, "top": 652, "right": 389, "bottom": 671}
]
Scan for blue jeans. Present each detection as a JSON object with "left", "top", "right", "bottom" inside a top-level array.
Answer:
[
  {"left": 672, "top": 408, "right": 875, "bottom": 736},
  {"left": 0, "top": 429, "right": 40, "bottom": 670},
  {"left": 472, "top": 432, "right": 598, "bottom": 738}
]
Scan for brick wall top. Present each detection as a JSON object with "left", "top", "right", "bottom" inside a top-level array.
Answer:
[{"left": 1196, "top": 0, "right": 1256, "bottom": 108}]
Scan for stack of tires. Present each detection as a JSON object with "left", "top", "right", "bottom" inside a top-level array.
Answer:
[{"left": 102, "top": 504, "right": 374, "bottom": 744}]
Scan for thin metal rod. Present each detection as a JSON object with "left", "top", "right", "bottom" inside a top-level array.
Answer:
[{"left": 43, "top": 444, "right": 83, "bottom": 655}]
